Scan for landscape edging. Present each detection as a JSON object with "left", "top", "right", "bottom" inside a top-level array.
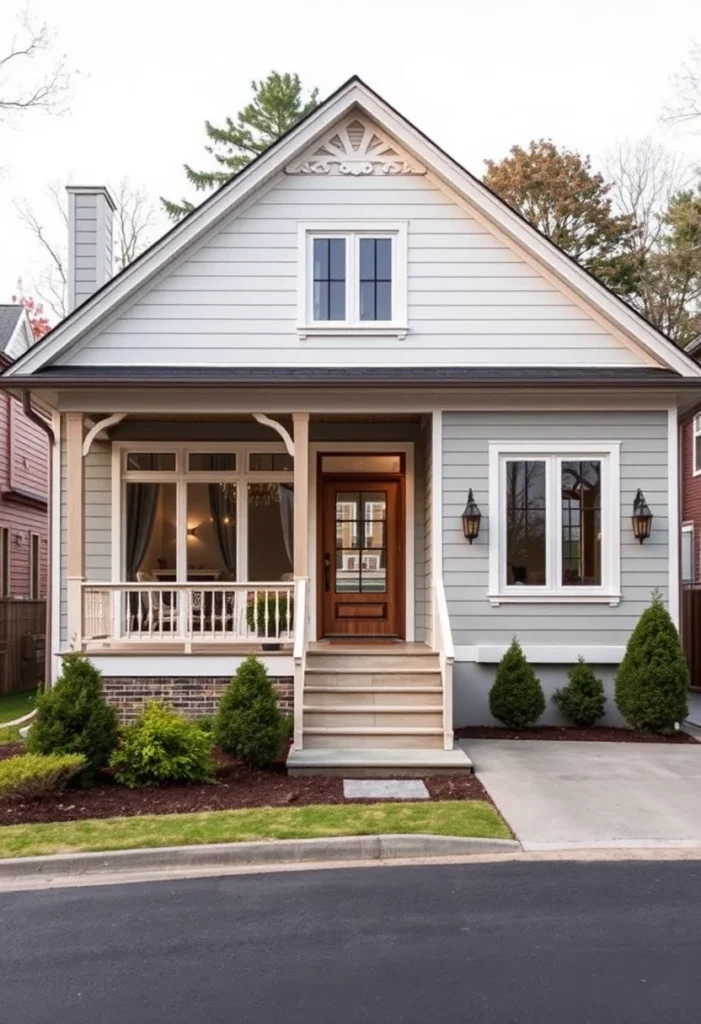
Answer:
[{"left": 0, "top": 834, "right": 521, "bottom": 877}]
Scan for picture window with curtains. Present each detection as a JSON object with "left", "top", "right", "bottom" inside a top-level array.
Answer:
[{"left": 119, "top": 446, "right": 294, "bottom": 584}]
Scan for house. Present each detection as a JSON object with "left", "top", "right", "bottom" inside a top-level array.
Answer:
[
  {"left": 0, "top": 306, "right": 49, "bottom": 600},
  {"left": 2, "top": 77, "right": 700, "bottom": 771},
  {"left": 681, "top": 335, "right": 701, "bottom": 586}
]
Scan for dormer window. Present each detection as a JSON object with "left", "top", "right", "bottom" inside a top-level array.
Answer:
[{"left": 298, "top": 223, "right": 407, "bottom": 337}]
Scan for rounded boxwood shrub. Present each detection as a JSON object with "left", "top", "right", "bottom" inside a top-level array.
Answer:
[
  {"left": 27, "top": 653, "right": 118, "bottom": 783},
  {"left": 615, "top": 593, "right": 689, "bottom": 734},
  {"left": 0, "top": 753, "right": 86, "bottom": 800},
  {"left": 553, "top": 657, "right": 606, "bottom": 727},
  {"left": 214, "top": 656, "right": 283, "bottom": 769},
  {"left": 110, "top": 701, "right": 216, "bottom": 788},
  {"left": 489, "top": 638, "right": 546, "bottom": 729}
]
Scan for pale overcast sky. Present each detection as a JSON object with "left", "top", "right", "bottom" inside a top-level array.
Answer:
[{"left": 0, "top": 0, "right": 699, "bottom": 311}]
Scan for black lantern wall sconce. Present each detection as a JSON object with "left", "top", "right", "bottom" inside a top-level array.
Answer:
[
  {"left": 632, "top": 489, "right": 653, "bottom": 544},
  {"left": 461, "top": 489, "right": 482, "bottom": 544}
]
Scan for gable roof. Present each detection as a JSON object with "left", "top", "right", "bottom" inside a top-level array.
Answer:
[
  {"left": 4, "top": 76, "right": 700, "bottom": 380},
  {"left": 0, "top": 305, "right": 33, "bottom": 363}
]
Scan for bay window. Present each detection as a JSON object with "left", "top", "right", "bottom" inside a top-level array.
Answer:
[{"left": 489, "top": 442, "right": 620, "bottom": 604}]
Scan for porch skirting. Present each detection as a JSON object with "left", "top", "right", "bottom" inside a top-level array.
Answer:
[{"left": 102, "top": 676, "right": 294, "bottom": 722}]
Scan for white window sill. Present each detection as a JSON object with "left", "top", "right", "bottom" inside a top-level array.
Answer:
[
  {"left": 488, "top": 593, "right": 621, "bottom": 607},
  {"left": 297, "top": 324, "right": 408, "bottom": 339}
]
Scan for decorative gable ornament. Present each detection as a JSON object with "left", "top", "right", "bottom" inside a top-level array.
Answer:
[{"left": 286, "top": 117, "right": 426, "bottom": 177}]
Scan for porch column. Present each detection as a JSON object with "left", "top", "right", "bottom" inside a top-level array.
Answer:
[
  {"left": 65, "top": 412, "right": 85, "bottom": 649},
  {"left": 292, "top": 413, "right": 310, "bottom": 578}
]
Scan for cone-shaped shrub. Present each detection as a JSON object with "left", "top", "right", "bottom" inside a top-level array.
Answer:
[
  {"left": 214, "top": 656, "right": 284, "bottom": 769},
  {"left": 489, "top": 638, "right": 546, "bottom": 728},
  {"left": 553, "top": 657, "right": 606, "bottom": 727},
  {"left": 27, "top": 653, "right": 118, "bottom": 783},
  {"left": 615, "top": 593, "right": 689, "bottom": 734}
]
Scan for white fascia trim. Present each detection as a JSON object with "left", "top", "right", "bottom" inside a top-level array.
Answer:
[
  {"left": 454, "top": 645, "right": 626, "bottom": 664},
  {"left": 75, "top": 654, "right": 293, "bottom": 677},
  {"left": 3, "top": 308, "right": 33, "bottom": 361},
  {"left": 668, "top": 405, "right": 680, "bottom": 627},
  {"left": 51, "top": 411, "right": 61, "bottom": 684},
  {"left": 488, "top": 440, "right": 621, "bottom": 603},
  {"left": 9, "top": 80, "right": 699, "bottom": 378}
]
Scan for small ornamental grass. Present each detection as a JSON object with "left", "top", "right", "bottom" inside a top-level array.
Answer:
[
  {"left": 110, "top": 702, "right": 216, "bottom": 789},
  {"left": 489, "top": 638, "right": 546, "bottom": 729},
  {"left": 553, "top": 657, "right": 607, "bottom": 727},
  {"left": 27, "top": 653, "right": 118, "bottom": 783},
  {"left": 616, "top": 593, "right": 689, "bottom": 734},
  {"left": 214, "top": 656, "right": 284, "bottom": 769},
  {"left": 0, "top": 753, "right": 86, "bottom": 801}
]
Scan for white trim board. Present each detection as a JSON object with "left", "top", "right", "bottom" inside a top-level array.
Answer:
[
  {"left": 82, "top": 654, "right": 293, "bottom": 677},
  {"left": 7, "top": 79, "right": 701, "bottom": 379},
  {"left": 51, "top": 411, "right": 61, "bottom": 684},
  {"left": 668, "top": 404, "right": 680, "bottom": 627},
  {"left": 308, "top": 440, "right": 415, "bottom": 642},
  {"left": 454, "top": 645, "right": 626, "bottom": 664}
]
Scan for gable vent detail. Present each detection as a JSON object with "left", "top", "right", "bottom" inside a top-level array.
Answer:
[{"left": 286, "top": 115, "right": 426, "bottom": 177}]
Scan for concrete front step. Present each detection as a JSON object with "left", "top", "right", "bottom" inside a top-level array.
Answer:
[
  {"left": 304, "top": 708, "right": 443, "bottom": 729},
  {"left": 303, "top": 727, "right": 445, "bottom": 750},
  {"left": 305, "top": 671, "right": 441, "bottom": 688},
  {"left": 307, "top": 654, "right": 440, "bottom": 672},
  {"left": 287, "top": 745, "right": 473, "bottom": 776},
  {"left": 304, "top": 687, "right": 443, "bottom": 708}
]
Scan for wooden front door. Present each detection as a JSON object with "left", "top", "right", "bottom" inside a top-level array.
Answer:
[{"left": 320, "top": 477, "right": 404, "bottom": 638}]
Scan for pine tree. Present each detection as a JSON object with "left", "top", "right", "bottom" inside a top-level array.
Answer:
[
  {"left": 214, "top": 656, "right": 284, "bottom": 769},
  {"left": 615, "top": 592, "right": 689, "bottom": 733},
  {"left": 553, "top": 657, "right": 606, "bottom": 727},
  {"left": 162, "top": 72, "right": 319, "bottom": 220}
]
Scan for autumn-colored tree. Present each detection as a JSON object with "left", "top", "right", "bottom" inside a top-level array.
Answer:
[
  {"left": 162, "top": 71, "right": 319, "bottom": 220},
  {"left": 484, "top": 140, "right": 639, "bottom": 293},
  {"left": 11, "top": 281, "right": 51, "bottom": 339}
]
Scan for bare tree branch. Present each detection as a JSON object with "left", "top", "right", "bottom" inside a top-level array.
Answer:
[
  {"left": 16, "top": 180, "right": 157, "bottom": 320},
  {"left": 0, "top": 12, "right": 69, "bottom": 119},
  {"left": 663, "top": 43, "right": 701, "bottom": 130}
]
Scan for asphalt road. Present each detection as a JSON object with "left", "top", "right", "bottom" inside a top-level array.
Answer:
[{"left": 2, "top": 861, "right": 701, "bottom": 1023}]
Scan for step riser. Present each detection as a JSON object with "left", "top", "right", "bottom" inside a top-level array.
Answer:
[
  {"left": 304, "top": 690, "right": 442, "bottom": 708},
  {"left": 305, "top": 672, "right": 442, "bottom": 688},
  {"left": 307, "top": 655, "right": 439, "bottom": 671},
  {"left": 305, "top": 711, "right": 444, "bottom": 729},
  {"left": 303, "top": 733, "right": 445, "bottom": 750}
]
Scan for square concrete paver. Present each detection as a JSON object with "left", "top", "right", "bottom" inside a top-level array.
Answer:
[
  {"left": 459, "top": 739, "right": 701, "bottom": 851},
  {"left": 343, "top": 779, "right": 429, "bottom": 800}
]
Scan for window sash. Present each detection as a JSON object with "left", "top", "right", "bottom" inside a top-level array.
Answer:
[
  {"left": 306, "top": 231, "right": 398, "bottom": 326},
  {"left": 682, "top": 525, "right": 694, "bottom": 584},
  {"left": 499, "top": 453, "right": 610, "bottom": 595}
]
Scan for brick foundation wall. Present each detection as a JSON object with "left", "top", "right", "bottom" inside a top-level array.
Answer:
[{"left": 102, "top": 676, "right": 294, "bottom": 722}]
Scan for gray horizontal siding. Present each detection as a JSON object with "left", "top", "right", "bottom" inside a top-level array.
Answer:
[
  {"left": 442, "top": 411, "right": 669, "bottom": 648},
  {"left": 62, "top": 167, "right": 643, "bottom": 368}
]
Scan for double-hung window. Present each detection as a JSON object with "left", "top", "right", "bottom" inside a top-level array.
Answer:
[
  {"left": 488, "top": 442, "right": 621, "bottom": 604},
  {"left": 298, "top": 223, "right": 407, "bottom": 336},
  {"left": 694, "top": 415, "right": 701, "bottom": 476}
]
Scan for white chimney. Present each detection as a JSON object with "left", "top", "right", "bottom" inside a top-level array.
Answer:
[{"left": 66, "top": 185, "right": 116, "bottom": 312}]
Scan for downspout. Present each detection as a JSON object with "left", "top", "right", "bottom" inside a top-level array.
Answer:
[{"left": 21, "top": 391, "right": 56, "bottom": 692}]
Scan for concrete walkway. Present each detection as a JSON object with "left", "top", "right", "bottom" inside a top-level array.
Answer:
[{"left": 460, "top": 739, "right": 701, "bottom": 851}]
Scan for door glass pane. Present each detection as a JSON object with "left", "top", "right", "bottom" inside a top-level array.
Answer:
[
  {"left": 505, "top": 461, "right": 546, "bottom": 586},
  {"left": 336, "top": 550, "right": 361, "bottom": 592},
  {"left": 561, "top": 461, "right": 602, "bottom": 586},
  {"left": 321, "top": 455, "right": 401, "bottom": 474},
  {"left": 248, "top": 483, "right": 294, "bottom": 581},
  {"left": 187, "top": 482, "right": 236, "bottom": 581},
  {"left": 361, "top": 492, "right": 386, "bottom": 592}
]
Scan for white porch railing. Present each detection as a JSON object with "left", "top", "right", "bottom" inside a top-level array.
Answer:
[
  {"left": 82, "top": 582, "right": 295, "bottom": 645},
  {"left": 433, "top": 578, "right": 455, "bottom": 750},
  {"left": 292, "top": 577, "right": 309, "bottom": 750}
]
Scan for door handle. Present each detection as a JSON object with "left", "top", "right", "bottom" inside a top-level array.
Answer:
[{"left": 324, "top": 553, "right": 331, "bottom": 592}]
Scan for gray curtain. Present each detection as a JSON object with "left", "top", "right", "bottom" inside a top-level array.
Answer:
[
  {"left": 126, "top": 483, "right": 159, "bottom": 580},
  {"left": 279, "top": 483, "right": 294, "bottom": 570},
  {"left": 208, "top": 477, "right": 237, "bottom": 579}
]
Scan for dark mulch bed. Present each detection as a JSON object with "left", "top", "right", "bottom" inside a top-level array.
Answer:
[
  {"left": 456, "top": 725, "right": 698, "bottom": 744},
  {"left": 0, "top": 742, "right": 24, "bottom": 760},
  {"left": 0, "top": 749, "right": 490, "bottom": 826}
]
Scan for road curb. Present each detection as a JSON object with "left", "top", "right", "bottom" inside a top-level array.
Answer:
[{"left": 0, "top": 834, "right": 521, "bottom": 879}]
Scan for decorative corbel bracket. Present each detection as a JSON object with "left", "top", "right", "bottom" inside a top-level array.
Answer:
[
  {"left": 82, "top": 413, "right": 127, "bottom": 456},
  {"left": 252, "top": 413, "right": 295, "bottom": 457}
]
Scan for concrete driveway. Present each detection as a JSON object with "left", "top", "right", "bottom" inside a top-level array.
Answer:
[{"left": 460, "top": 739, "right": 701, "bottom": 851}]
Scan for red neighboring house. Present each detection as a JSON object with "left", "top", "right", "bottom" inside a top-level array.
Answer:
[{"left": 0, "top": 306, "right": 49, "bottom": 599}]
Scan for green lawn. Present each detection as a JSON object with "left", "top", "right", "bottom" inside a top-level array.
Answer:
[
  {"left": 0, "top": 801, "right": 510, "bottom": 859},
  {"left": 0, "top": 690, "right": 36, "bottom": 744}
]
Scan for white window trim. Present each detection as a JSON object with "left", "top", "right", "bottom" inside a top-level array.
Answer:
[
  {"left": 681, "top": 522, "right": 695, "bottom": 585},
  {"left": 112, "top": 441, "right": 293, "bottom": 585},
  {"left": 694, "top": 415, "right": 701, "bottom": 477},
  {"left": 487, "top": 441, "right": 621, "bottom": 606},
  {"left": 0, "top": 526, "right": 8, "bottom": 598},
  {"left": 297, "top": 221, "right": 408, "bottom": 337},
  {"left": 29, "top": 532, "right": 40, "bottom": 599}
]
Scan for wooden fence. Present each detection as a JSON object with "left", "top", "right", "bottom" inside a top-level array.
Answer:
[
  {"left": 0, "top": 599, "right": 46, "bottom": 696},
  {"left": 681, "top": 586, "right": 701, "bottom": 691}
]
